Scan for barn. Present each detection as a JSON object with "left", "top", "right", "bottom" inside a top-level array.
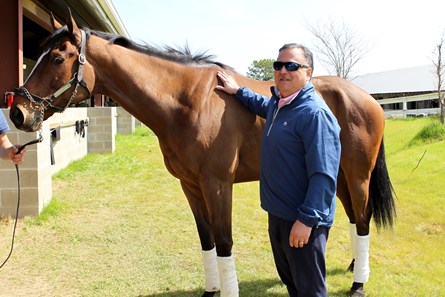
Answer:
[{"left": 0, "top": 0, "right": 132, "bottom": 218}]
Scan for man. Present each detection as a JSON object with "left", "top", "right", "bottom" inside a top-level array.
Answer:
[
  {"left": 0, "top": 112, "right": 25, "bottom": 165},
  {"left": 216, "top": 43, "right": 341, "bottom": 296}
]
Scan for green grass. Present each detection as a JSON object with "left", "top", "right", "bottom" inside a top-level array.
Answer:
[
  {"left": 1, "top": 119, "right": 444, "bottom": 296},
  {"left": 25, "top": 199, "right": 67, "bottom": 226}
]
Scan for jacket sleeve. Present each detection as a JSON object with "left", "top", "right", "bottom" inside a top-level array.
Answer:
[
  {"left": 297, "top": 109, "right": 341, "bottom": 227},
  {"left": 235, "top": 87, "right": 271, "bottom": 119},
  {"left": 0, "top": 113, "right": 11, "bottom": 134}
]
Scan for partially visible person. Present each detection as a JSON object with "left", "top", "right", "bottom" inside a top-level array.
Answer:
[
  {"left": 216, "top": 43, "right": 341, "bottom": 297},
  {"left": 0, "top": 112, "right": 25, "bottom": 165}
]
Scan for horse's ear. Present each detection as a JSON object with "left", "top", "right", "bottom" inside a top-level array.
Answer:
[
  {"left": 66, "top": 7, "right": 81, "bottom": 44},
  {"left": 50, "top": 13, "right": 63, "bottom": 31}
]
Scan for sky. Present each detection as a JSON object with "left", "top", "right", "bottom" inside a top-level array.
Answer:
[{"left": 111, "top": 0, "right": 445, "bottom": 77}]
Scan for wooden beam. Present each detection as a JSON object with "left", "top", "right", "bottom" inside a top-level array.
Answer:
[{"left": 23, "top": 0, "right": 53, "bottom": 32}]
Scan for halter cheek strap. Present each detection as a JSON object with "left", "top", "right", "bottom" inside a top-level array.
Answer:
[{"left": 13, "top": 29, "right": 91, "bottom": 113}]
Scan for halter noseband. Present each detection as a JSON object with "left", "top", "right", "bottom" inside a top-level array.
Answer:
[{"left": 13, "top": 29, "right": 91, "bottom": 113}]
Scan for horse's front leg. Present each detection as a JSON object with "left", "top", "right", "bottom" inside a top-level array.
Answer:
[
  {"left": 181, "top": 180, "right": 239, "bottom": 297},
  {"left": 181, "top": 181, "right": 220, "bottom": 297},
  {"left": 201, "top": 177, "right": 239, "bottom": 297}
]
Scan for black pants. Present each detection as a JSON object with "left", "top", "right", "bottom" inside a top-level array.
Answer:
[{"left": 268, "top": 214, "right": 329, "bottom": 297}]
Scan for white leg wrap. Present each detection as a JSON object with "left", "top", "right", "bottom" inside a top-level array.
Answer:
[
  {"left": 201, "top": 248, "right": 220, "bottom": 292},
  {"left": 353, "top": 234, "right": 370, "bottom": 283},
  {"left": 349, "top": 223, "right": 357, "bottom": 259},
  {"left": 217, "top": 255, "right": 239, "bottom": 297}
]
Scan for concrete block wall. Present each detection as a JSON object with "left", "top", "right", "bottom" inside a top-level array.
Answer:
[
  {"left": 116, "top": 107, "right": 135, "bottom": 135},
  {"left": 87, "top": 107, "right": 117, "bottom": 154},
  {"left": 49, "top": 109, "right": 89, "bottom": 175}
]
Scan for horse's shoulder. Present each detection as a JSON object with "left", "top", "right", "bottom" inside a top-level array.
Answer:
[{"left": 233, "top": 75, "right": 273, "bottom": 97}]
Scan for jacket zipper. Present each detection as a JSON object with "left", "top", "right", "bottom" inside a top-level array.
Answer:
[
  {"left": 267, "top": 107, "right": 280, "bottom": 136},
  {"left": 267, "top": 92, "right": 299, "bottom": 136}
]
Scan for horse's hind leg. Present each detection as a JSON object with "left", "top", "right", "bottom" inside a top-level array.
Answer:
[
  {"left": 336, "top": 169, "right": 357, "bottom": 272},
  {"left": 346, "top": 176, "right": 373, "bottom": 297},
  {"left": 339, "top": 158, "right": 373, "bottom": 296}
]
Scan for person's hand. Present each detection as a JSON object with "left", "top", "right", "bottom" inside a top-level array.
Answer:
[
  {"left": 7, "top": 145, "right": 26, "bottom": 165},
  {"left": 216, "top": 71, "right": 240, "bottom": 95},
  {"left": 289, "top": 220, "right": 312, "bottom": 248}
]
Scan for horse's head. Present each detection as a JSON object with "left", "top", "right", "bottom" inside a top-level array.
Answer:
[{"left": 10, "top": 9, "right": 95, "bottom": 132}]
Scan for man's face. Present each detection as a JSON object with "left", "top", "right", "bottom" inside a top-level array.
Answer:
[{"left": 274, "top": 48, "right": 313, "bottom": 97}]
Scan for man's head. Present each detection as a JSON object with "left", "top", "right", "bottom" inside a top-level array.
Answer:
[{"left": 274, "top": 43, "right": 313, "bottom": 97}]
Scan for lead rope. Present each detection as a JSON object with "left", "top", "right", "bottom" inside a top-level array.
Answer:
[{"left": 0, "top": 133, "right": 43, "bottom": 268}]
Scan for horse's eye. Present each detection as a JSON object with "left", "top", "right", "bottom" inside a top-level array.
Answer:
[{"left": 52, "top": 56, "right": 64, "bottom": 65}]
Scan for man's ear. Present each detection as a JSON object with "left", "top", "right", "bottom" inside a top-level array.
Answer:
[{"left": 306, "top": 67, "right": 313, "bottom": 80}]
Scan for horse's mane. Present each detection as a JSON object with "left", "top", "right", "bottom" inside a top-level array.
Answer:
[{"left": 42, "top": 26, "right": 231, "bottom": 70}]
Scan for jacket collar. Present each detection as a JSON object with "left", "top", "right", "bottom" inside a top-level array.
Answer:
[{"left": 270, "top": 81, "right": 314, "bottom": 102}]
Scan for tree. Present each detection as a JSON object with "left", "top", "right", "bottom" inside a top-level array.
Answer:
[
  {"left": 246, "top": 59, "right": 274, "bottom": 81},
  {"left": 306, "top": 18, "right": 369, "bottom": 79},
  {"left": 432, "top": 32, "right": 445, "bottom": 124}
]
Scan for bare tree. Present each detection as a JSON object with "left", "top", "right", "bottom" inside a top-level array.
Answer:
[
  {"left": 432, "top": 33, "right": 445, "bottom": 124},
  {"left": 306, "top": 18, "right": 369, "bottom": 79}
]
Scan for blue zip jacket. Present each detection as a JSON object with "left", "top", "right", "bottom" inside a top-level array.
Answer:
[{"left": 235, "top": 82, "right": 341, "bottom": 227}]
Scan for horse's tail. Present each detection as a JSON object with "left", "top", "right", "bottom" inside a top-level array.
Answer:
[{"left": 369, "top": 139, "right": 397, "bottom": 230}]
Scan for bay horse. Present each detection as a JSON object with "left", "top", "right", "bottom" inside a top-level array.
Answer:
[{"left": 9, "top": 11, "right": 395, "bottom": 297}]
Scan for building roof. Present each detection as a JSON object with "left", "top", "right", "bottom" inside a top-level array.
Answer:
[
  {"left": 351, "top": 65, "right": 438, "bottom": 94},
  {"left": 24, "top": 0, "right": 129, "bottom": 37}
]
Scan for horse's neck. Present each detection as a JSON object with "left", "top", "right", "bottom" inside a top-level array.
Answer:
[{"left": 88, "top": 36, "right": 200, "bottom": 136}]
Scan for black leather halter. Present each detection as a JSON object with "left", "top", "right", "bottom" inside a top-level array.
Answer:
[{"left": 13, "top": 29, "right": 91, "bottom": 112}]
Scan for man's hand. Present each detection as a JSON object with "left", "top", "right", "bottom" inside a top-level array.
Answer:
[
  {"left": 216, "top": 71, "right": 240, "bottom": 95},
  {"left": 7, "top": 145, "right": 26, "bottom": 165},
  {"left": 289, "top": 220, "right": 312, "bottom": 248}
]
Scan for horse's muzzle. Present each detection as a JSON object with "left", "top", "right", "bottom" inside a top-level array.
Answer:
[
  {"left": 9, "top": 102, "right": 42, "bottom": 132},
  {"left": 9, "top": 107, "right": 24, "bottom": 129}
]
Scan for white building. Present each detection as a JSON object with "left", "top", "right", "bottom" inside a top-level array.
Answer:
[{"left": 352, "top": 65, "right": 441, "bottom": 118}]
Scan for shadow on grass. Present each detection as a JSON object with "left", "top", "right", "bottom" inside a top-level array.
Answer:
[
  {"left": 138, "top": 268, "right": 352, "bottom": 297},
  {"left": 328, "top": 266, "right": 350, "bottom": 276},
  {"left": 138, "top": 276, "right": 349, "bottom": 297},
  {"left": 137, "top": 278, "right": 286, "bottom": 297},
  {"left": 327, "top": 266, "right": 353, "bottom": 297}
]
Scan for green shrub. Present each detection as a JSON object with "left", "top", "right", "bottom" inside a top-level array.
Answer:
[{"left": 408, "top": 119, "right": 445, "bottom": 146}]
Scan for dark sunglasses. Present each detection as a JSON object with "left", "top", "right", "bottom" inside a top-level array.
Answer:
[{"left": 273, "top": 61, "right": 309, "bottom": 71}]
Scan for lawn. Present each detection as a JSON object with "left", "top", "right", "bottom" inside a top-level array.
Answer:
[{"left": 0, "top": 117, "right": 444, "bottom": 296}]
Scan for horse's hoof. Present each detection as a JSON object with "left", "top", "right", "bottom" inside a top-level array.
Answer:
[
  {"left": 347, "top": 259, "right": 355, "bottom": 272},
  {"left": 349, "top": 282, "right": 365, "bottom": 297},
  {"left": 201, "top": 291, "right": 217, "bottom": 297}
]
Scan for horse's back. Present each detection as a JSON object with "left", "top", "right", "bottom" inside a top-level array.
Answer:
[{"left": 312, "top": 76, "right": 384, "bottom": 127}]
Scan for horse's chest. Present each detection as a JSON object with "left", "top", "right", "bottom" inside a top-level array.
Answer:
[{"left": 159, "top": 142, "right": 200, "bottom": 182}]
